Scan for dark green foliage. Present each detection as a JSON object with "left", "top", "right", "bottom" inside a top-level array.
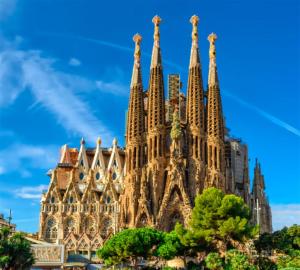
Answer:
[
  {"left": 254, "top": 256, "right": 277, "bottom": 270},
  {"left": 255, "top": 225, "right": 300, "bottom": 255},
  {"left": 0, "top": 227, "right": 35, "bottom": 270},
  {"left": 97, "top": 227, "right": 163, "bottom": 266},
  {"left": 190, "top": 188, "right": 257, "bottom": 251},
  {"left": 157, "top": 230, "right": 183, "bottom": 260}
]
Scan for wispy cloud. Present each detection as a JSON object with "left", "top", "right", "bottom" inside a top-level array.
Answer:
[
  {"left": 223, "top": 91, "right": 300, "bottom": 138},
  {"left": 0, "top": 143, "right": 58, "bottom": 177},
  {"left": 69, "top": 57, "right": 81, "bottom": 67},
  {"left": 15, "top": 184, "right": 48, "bottom": 199},
  {"left": 271, "top": 204, "right": 300, "bottom": 231},
  {"left": 96, "top": 80, "right": 127, "bottom": 96},
  {"left": 0, "top": 37, "right": 115, "bottom": 144},
  {"left": 40, "top": 33, "right": 185, "bottom": 72}
]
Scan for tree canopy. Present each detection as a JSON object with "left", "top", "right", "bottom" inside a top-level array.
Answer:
[
  {"left": 97, "top": 227, "right": 163, "bottom": 266},
  {"left": 0, "top": 227, "right": 35, "bottom": 270},
  {"left": 190, "top": 188, "right": 257, "bottom": 252}
]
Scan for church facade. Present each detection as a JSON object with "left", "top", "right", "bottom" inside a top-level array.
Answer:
[{"left": 38, "top": 15, "right": 272, "bottom": 259}]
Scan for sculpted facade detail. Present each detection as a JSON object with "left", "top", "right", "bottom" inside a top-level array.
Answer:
[{"left": 39, "top": 15, "right": 272, "bottom": 256}]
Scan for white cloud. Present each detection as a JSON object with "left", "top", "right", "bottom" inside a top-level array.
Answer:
[
  {"left": 0, "top": 0, "right": 16, "bottom": 20},
  {"left": 96, "top": 80, "right": 127, "bottom": 96},
  {"left": 0, "top": 143, "right": 58, "bottom": 176},
  {"left": 223, "top": 91, "right": 300, "bottom": 138},
  {"left": 69, "top": 57, "right": 81, "bottom": 67},
  {"left": 0, "top": 38, "right": 114, "bottom": 144},
  {"left": 271, "top": 204, "right": 300, "bottom": 231},
  {"left": 15, "top": 184, "right": 48, "bottom": 199}
]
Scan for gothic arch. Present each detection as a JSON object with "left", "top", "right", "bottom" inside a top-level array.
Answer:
[
  {"left": 82, "top": 216, "right": 96, "bottom": 236},
  {"left": 170, "top": 185, "right": 184, "bottom": 202},
  {"left": 64, "top": 216, "right": 76, "bottom": 237},
  {"left": 100, "top": 217, "right": 113, "bottom": 239},
  {"left": 44, "top": 216, "right": 57, "bottom": 241}
]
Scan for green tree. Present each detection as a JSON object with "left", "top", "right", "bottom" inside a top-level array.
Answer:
[
  {"left": 205, "top": 252, "right": 223, "bottom": 270},
  {"left": 190, "top": 188, "right": 257, "bottom": 253},
  {"left": 224, "top": 249, "right": 257, "bottom": 270},
  {"left": 255, "top": 225, "right": 300, "bottom": 255},
  {"left": 0, "top": 227, "right": 35, "bottom": 270},
  {"left": 276, "top": 249, "right": 300, "bottom": 269},
  {"left": 156, "top": 224, "right": 199, "bottom": 267},
  {"left": 97, "top": 227, "right": 163, "bottom": 267}
]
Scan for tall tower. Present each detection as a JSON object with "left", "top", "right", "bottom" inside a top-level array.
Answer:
[
  {"left": 186, "top": 15, "right": 206, "bottom": 197},
  {"left": 206, "top": 33, "right": 225, "bottom": 190},
  {"left": 121, "top": 34, "right": 145, "bottom": 227},
  {"left": 251, "top": 159, "right": 272, "bottom": 233},
  {"left": 147, "top": 15, "right": 166, "bottom": 217}
]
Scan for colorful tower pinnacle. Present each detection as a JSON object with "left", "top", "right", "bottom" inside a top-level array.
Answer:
[
  {"left": 206, "top": 33, "right": 225, "bottom": 190},
  {"left": 186, "top": 15, "right": 206, "bottom": 196}
]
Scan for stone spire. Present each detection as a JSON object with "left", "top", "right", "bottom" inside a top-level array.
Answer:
[
  {"left": 251, "top": 159, "right": 272, "bottom": 233},
  {"left": 208, "top": 33, "right": 219, "bottom": 87},
  {"left": 189, "top": 15, "right": 201, "bottom": 67},
  {"left": 126, "top": 33, "right": 145, "bottom": 171},
  {"left": 186, "top": 15, "right": 206, "bottom": 197},
  {"left": 147, "top": 15, "right": 166, "bottom": 161},
  {"left": 207, "top": 33, "right": 224, "bottom": 139},
  {"left": 150, "top": 15, "right": 162, "bottom": 68},
  {"left": 206, "top": 33, "right": 225, "bottom": 191},
  {"left": 120, "top": 34, "right": 146, "bottom": 229},
  {"left": 130, "top": 33, "right": 142, "bottom": 88}
]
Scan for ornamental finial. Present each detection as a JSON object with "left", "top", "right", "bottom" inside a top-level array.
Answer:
[
  {"left": 208, "top": 33, "right": 217, "bottom": 60},
  {"left": 97, "top": 137, "right": 101, "bottom": 146},
  {"left": 113, "top": 137, "right": 118, "bottom": 147},
  {"left": 133, "top": 33, "right": 142, "bottom": 65},
  {"left": 190, "top": 15, "right": 199, "bottom": 43},
  {"left": 152, "top": 15, "right": 161, "bottom": 47},
  {"left": 80, "top": 137, "right": 85, "bottom": 145}
]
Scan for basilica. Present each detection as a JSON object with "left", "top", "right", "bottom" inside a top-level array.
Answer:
[{"left": 38, "top": 15, "right": 272, "bottom": 260}]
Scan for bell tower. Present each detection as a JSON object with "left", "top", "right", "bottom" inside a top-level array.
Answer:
[
  {"left": 121, "top": 33, "right": 145, "bottom": 227},
  {"left": 206, "top": 33, "right": 225, "bottom": 190},
  {"left": 146, "top": 15, "right": 167, "bottom": 218},
  {"left": 186, "top": 15, "right": 206, "bottom": 198}
]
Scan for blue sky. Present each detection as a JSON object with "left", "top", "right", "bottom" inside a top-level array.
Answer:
[{"left": 0, "top": 0, "right": 299, "bottom": 232}]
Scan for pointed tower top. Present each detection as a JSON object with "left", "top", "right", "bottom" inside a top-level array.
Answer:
[
  {"left": 130, "top": 33, "right": 142, "bottom": 88},
  {"left": 152, "top": 15, "right": 161, "bottom": 47},
  {"left": 190, "top": 15, "right": 199, "bottom": 43},
  {"left": 97, "top": 137, "right": 102, "bottom": 146},
  {"left": 80, "top": 137, "right": 85, "bottom": 145},
  {"left": 113, "top": 137, "right": 118, "bottom": 147},
  {"left": 208, "top": 33, "right": 217, "bottom": 60},
  {"left": 189, "top": 15, "right": 201, "bottom": 68},
  {"left": 208, "top": 32, "right": 219, "bottom": 87},
  {"left": 133, "top": 33, "right": 142, "bottom": 62},
  {"left": 150, "top": 15, "right": 162, "bottom": 68}
]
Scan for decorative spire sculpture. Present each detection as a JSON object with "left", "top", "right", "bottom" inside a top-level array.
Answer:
[
  {"left": 208, "top": 33, "right": 219, "bottom": 86},
  {"left": 130, "top": 33, "right": 142, "bottom": 88},
  {"left": 150, "top": 15, "right": 162, "bottom": 68}
]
